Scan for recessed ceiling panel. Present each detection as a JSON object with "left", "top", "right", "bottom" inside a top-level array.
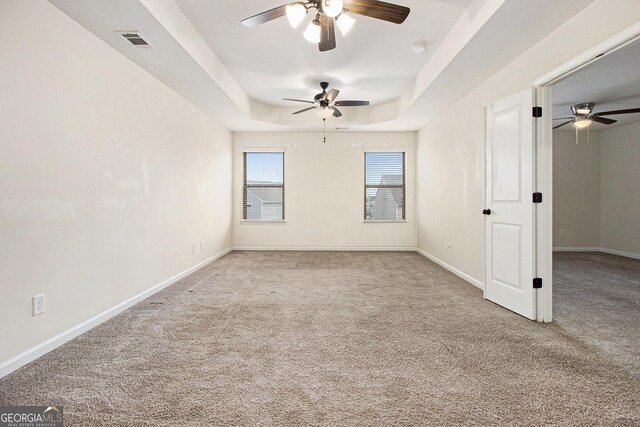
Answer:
[{"left": 174, "top": 0, "right": 473, "bottom": 107}]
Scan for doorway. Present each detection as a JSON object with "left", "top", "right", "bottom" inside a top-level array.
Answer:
[{"left": 540, "top": 33, "right": 640, "bottom": 373}]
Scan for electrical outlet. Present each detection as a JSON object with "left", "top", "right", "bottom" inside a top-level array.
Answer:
[
  {"left": 559, "top": 229, "right": 565, "bottom": 238},
  {"left": 191, "top": 243, "right": 197, "bottom": 254},
  {"left": 33, "top": 294, "right": 45, "bottom": 316},
  {"left": 304, "top": 230, "right": 311, "bottom": 239},
  {"left": 200, "top": 240, "right": 204, "bottom": 250},
  {"left": 445, "top": 242, "right": 451, "bottom": 252}
]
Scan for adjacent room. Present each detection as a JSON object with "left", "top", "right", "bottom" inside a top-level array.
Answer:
[
  {"left": 551, "top": 40, "right": 640, "bottom": 376},
  {"left": 1, "top": 0, "right": 639, "bottom": 425}
]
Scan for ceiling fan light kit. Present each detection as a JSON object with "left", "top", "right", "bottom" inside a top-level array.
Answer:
[
  {"left": 303, "top": 18, "right": 322, "bottom": 43},
  {"left": 316, "top": 107, "right": 335, "bottom": 119},
  {"left": 336, "top": 13, "right": 356, "bottom": 36},
  {"left": 573, "top": 118, "right": 592, "bottom": 129},
  {"left": 242, "top": 0, "right": 410, "bottom": 52},
  {"left": 286, "top": 3, "right": 307, "bottom": 28}
]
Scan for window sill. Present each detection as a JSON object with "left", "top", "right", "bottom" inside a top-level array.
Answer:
[
  {"left": 363, "top": 220, "right": 408, "bottom": 224},
  {"left": 240, "top": 220, "right": 286, "bottom": 224}
]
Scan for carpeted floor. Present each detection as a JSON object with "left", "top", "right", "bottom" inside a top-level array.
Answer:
[
  {"left": 1, "top": 251, "right": 639, "bottom": 426},
  {"left": 553, "top": 251, "right": 640, "bottom": 377}
]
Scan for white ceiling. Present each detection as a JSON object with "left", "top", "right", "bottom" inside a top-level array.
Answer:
[
  {"left": 174, "top": 0, "right": 473, "bottom": 107},
  {"left": 553, "top": 40, "right": 640, "bottom": 131},
  {"left": 49, "top": 0, "right": 596, "bottom": 131}
]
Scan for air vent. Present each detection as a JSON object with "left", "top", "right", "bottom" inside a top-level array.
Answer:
[{"left": 117, "top": 31, "right": 154, "bottom": 49}]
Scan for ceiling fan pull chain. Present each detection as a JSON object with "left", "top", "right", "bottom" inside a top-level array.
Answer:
[
  {"left": 575, "top": 126, "right": 579, "bottom": 145},
  {"left": 323, "top": 118, "right": 327, "bottom": 144},
  {"left": 587, "top": 125, "right": 590, "bottom": 144}
]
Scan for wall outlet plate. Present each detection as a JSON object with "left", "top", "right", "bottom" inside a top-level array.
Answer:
[
  {"left": 191, "top": 243, "right": 197, "bottom": 254},
  {"left": 33, "top": 294, "right": 45, "bottom": 316}
]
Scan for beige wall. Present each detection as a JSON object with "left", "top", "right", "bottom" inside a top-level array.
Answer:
[
  {"left": 553, "top": 130, "right": 601, "bottom": 249},
  {"left": 233, "top": 132, "right": 417, "bottom": 249},
  {"left": 0, "top": 1, "right": 232, "bottom": 366},
  {"left": 416, "top": 0, "right": 640, "bottom": 283},
  {"left": 601, "top": 122, "right": 640, "bottom": 256},
  {"left": 552, "top": 122, "right": 640, "bottom": 258}
]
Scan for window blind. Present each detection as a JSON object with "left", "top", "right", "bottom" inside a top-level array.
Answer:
[
  {"left": 364, "top": 152, "right": 406, "bottom": 221},
  {"left": 243, "top": 152, "right": 285, "bottom": 220}
]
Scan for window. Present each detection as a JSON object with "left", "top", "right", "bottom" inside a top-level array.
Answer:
[
  {"left": 243, "top": 152, "right": 285, "bottom": 220},
  {"left": 364, "top": 152, "right": 405, "bottom": 221}
]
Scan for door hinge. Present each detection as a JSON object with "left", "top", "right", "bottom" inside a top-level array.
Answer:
[
  {"left": 533, "top": 278, "right": 542, "bottom": 289},
  {"left": 532, "top": 106, "right": 542, "bottom": 118},
  {"left": 533, "top": 192, "right": 543, "bottom": 203}
]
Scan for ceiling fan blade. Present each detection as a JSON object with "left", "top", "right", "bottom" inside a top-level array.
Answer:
[
  {"left": 283, "top": 98, "right": 315, "bottom": 104},
  {"left": 344, "top": 0, "right": 410, "bottom": 24},
  {"left": 241, "top": 5, "right": 287, "bottom": 28},
  {"left": 595, "top": 108, "right": 640, "bottom": 116},
  {"left": 331, "top": 107, "right": 343, "bottom": 118},
  {"left": 325, "top": 88, "right": 340, "bottom": 102},
  {"left": 319, "top": 14, "right": 337, "bottom": 52},
  {"left": 292, "top": 106, "right": 316, "bottom": 115},
  {"left": 553, "top": 120, "right": 573, "bottom": 130},
  {"left": 553, "top": 117, "right": 574, "bottom": 120},
  {"left": 335, "top": 100, "right": 370, "bottom": 107},
  {"left": 592, "top": 115, "right": 617, "bottom": 125}
]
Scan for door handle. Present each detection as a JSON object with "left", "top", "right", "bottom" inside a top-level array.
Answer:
[{"left": 482, "top": 209, "right": 492, "bottom": 215}]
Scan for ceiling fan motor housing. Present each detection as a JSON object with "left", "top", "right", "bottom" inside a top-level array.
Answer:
[
  {"left": 315, "top": 82, "right": 330, "bottom": 102},
  {"left": 571, "top": 102, "right": 595, "bottom": 116}
]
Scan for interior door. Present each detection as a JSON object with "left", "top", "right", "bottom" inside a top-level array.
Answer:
[{"left": 485, "top": 89, "right": 536, "bottom": 319}]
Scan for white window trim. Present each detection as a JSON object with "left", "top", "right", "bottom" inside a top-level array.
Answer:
[
  {"left": 364, "top": 151, "right": 407, "bottom": 222},
  {"left": 242, "top": 151, "right": 285, "bottom": 222}
]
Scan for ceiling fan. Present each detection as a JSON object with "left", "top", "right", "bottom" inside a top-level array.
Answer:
[
  {"left": 284, "top": 81, "right": 370, "bottom": 118},
  {"left": 553, "top": 102, "right": 640, "bottom": 129},
  {"left": 241, "top": 0, "right": 411, "bottom": 52}
]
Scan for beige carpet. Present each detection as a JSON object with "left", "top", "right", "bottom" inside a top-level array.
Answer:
[
  {"left": 554, "top": 251, "right": 640, "bottom": 376},
  {"left": 1, "top": 251, "right": 638, "bottom": 426}
]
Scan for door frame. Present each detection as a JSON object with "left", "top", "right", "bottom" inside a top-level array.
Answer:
[{"left": 532, "top": 22, "right": 640, "bottom": 322}]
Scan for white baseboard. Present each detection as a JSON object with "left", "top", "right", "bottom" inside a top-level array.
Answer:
[
  {"left": 553, "top": 247, "right": 601, "bottom": 252},
  {"left": 416, "top": 249, "right": 484, "bottom": 290},
  {"left": 600, "top": 247, "right": 640, "bottom": 260},
  {"left": 553, "top": 247, "right": 640, "bottom": 260},
  {"left": 232, "top": 246, "right": 418, "bottom": 252},
  {"left": 0, "top": 247, "right": 232, "bottom": 379}
]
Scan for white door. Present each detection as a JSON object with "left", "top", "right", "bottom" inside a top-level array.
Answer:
[{"left": 485, "top": 89, "right": 536, "bottom": 319}]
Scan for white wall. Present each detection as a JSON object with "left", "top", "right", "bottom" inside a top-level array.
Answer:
[
  {"left": 553, "top": 130, "right": 601, "bottom": 249},
  {"left": 601, "top": 121, "right": 640, "bottom": 257},
  {"left": 233, "top": 132, "right": 417, "bottom": 250},
  {"left": 416, "top": 0, "right": 640, "bottom": 283},
  {"left": 0, "top": 1, "right": 232, "bottom": 369}
]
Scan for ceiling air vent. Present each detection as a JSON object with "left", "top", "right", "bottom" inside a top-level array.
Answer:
[{"left": 117, "top": 31, "right": 154, "bottom": 49}]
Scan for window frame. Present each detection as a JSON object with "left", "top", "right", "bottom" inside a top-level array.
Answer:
[
  {"left": 242, "top": 151, "right": 285, "bottom": 222},
  {"left": 363, "top": 151, "right": 406, "bottom": 223}
]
